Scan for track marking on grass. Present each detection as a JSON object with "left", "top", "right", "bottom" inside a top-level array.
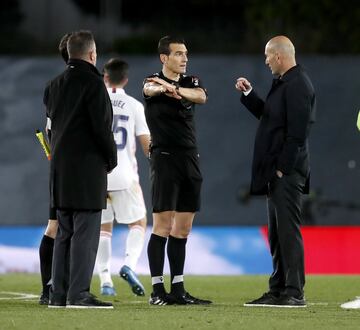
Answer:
[{"left": 0, "top": 291, "right": 38, "bottom": 300}]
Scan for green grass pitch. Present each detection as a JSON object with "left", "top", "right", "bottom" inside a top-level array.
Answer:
[{"left": 1, "top": 274, "right": 360, "bottom": 329}]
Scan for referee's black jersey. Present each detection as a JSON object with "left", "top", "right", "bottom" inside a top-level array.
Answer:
[{"left": 143, "top": 71, "right": 207, "bottom": 150}]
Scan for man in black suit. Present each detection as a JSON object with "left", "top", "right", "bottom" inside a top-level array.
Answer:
[
  {"left": 235, "top": 35, "right": 316, "bottom": 307},
  {"left": 44, "top": 30, "right": 117, "bottom": 308},
  {"left": 39, "top": 32, "right": 71, "bottom": 306}
]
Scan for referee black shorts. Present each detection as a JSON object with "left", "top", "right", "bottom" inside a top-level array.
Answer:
[{"left": 150, "top": 148, "right": 203, "bottom": 213}]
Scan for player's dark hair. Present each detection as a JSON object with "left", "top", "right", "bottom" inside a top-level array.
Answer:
[
  {"left": 103, "top": 58, "right": 129, "bottom": 85},
  {"left": 67, "top": 30, "right": 95, "bottom": 59},
  {"left": 58, "top": 32, "right": 72, "bottom": 63},
  {"left": 158, "top": 36, "right": 186, "bottom": 55}
]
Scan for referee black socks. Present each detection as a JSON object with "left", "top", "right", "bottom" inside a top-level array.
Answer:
[
  {"left": 148, "top": 233, "right": 167, "bottom": 295},
  {"left": 39, "top": 234, "right": 54, "bottom": 293},
  {"left": 148, "top": 234, "right": 188, "bottom": 295},
  {"left": 167, "top": 235, "right": 187, "bottom": 295}
]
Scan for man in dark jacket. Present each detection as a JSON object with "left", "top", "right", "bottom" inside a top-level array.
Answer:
[
  {"left": 44, "top": 30, "right": 117, "bottom": 308},
  {"left": 39, "top": 31, "right": 72, "bottom": 306},
  {"left": 235, "top": 35, "right": 316, "bottom": 307}
]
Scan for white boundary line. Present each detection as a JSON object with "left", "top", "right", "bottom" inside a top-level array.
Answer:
[
  {"left": 0, "top": 291, "right": 39, "bottom": 300},
  {"left": 0, "top": 293, "right": 334, "bottom": 306}
]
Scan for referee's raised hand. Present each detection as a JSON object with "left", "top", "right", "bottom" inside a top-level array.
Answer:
[{"left": 146, "top": 76, "right": 182, "bottom": 99}]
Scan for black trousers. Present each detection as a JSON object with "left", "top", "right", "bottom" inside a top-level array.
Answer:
[
  {"left": 51, "top": 209, "right": 101, "bottom": 302},
  {"left": 267, "top": 171, "right": 306, "bottom": 298}
]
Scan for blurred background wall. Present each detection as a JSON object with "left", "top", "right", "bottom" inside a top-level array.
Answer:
[
  {"left": 2, "top": 0, "right": 360, "bottom": 55},
  {"left": 0, "top": 0, "right": 359, "bottom": 226}
]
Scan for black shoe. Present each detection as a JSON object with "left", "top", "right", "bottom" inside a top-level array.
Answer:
[
  {"left": 276, "top": 295, "right": 307, "bottom": 308},
  {"left": 39, "top": 285, "right": 51, "bottom": 305},
  {"left": 67, "top": 293, "right": 113, "bottom": 309},
  {"left": 244, "top": 292, "right": 280, "bottom": 307},
  {"left": 169, "top": 291, "right": 212, "bottom": 305},
  {"left": 149, "top": 292, "right": 173, "bottom": 306},
  {"left": 39, "top": 292, "right": 49, "bottom": 305},
  {"left": 48, "top": 298, "right": 66, "bottom": 309}
]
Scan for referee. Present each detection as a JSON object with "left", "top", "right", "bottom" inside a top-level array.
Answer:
[{"left": 143, "top": 36, "right": 212, "bottom": 305}]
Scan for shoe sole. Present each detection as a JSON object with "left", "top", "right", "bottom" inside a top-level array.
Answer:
[
  {"left": 190, "top": 300, "right": 213, "bottom": 305},
  {"left": 39, "top": 301, "right": 49, "bottom": 305},
  {"left": 341, "top": 306, "right": 360, "bottom": 309},
  {"left": 120, "top": 272, "right": 145, "bottom": 296},
  {"left": 149, "top": 302, "right": 168, "bottom": 306},
  {"left": 244, "top": 303, "right": 307, "bottom": 308},
  {"left": 66, "top": 305, "right": 114, "bottom": 309},
  {"left": 172, "top": 300, "right": 212, "bottom": 305}
]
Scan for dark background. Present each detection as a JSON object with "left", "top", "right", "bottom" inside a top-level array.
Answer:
[
  {"left": 1, "top": 0, "right": 360, "bottom": 55},
  {"left": 0, "top": 0, "right": 359, "bottom": 226}
]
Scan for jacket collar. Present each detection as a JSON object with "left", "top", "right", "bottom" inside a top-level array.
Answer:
[
  {"left": 267, "top": 65, "right": 301, "bottom": 97},
  {"left": 67, "top": 59, "right": 102, "bottom": 77},
  {"left": 279, "top": 64, "right": 302, "bottom": 82}
]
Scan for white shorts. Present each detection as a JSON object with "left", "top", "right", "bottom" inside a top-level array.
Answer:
[{"left": 102, "top": 181, "right": 147, "bottom": 224}]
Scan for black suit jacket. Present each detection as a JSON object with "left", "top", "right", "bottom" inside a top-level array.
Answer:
[
  {"left": 241, "top": 65, "right": 316, "bottom": 195},
  {"left": 44, "top": 59, "right": 117, "bottom": 209}
]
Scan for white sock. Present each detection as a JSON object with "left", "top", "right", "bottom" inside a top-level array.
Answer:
[
  {"left": 172, "top": 275, "right": 184, "bottom": 284},
  {"left": 96, "top": 231, "right": 113, "bottom": 287},
  {"left": 152, "top": 276, "right": 164, "bottom": 285},
  {"left": 124, "top": 225, "right": 145, "bottom": 271}
]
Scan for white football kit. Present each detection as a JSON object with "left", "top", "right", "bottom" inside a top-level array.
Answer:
[{"left": 102, "top": 87, "right": 150, "bottom": 224}]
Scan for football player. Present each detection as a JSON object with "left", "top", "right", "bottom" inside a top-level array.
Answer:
[{"left": 95, "top": 58, "right": 150, "bottom": 297}]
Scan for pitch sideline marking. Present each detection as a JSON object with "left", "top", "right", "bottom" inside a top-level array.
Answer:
[
  {"left": 308, "top": 302, "right": 329, "bottom": 306},
  {"left": 215, "top": 302, "right": 330, "bottom": 306},
  {"left": 0, "top": 291, "right": 39, "bottom": 300},
  {"left": 0, "top": 293, "right": 332, "bottom": 306}
]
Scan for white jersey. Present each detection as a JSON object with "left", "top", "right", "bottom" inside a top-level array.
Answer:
[{"left": 107, "top": 87, "right": 150, "bottom": 191}]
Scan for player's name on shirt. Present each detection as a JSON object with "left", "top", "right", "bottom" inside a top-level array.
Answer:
[{"left": 111, "top": 99, "right": 126, "bottom": 109}]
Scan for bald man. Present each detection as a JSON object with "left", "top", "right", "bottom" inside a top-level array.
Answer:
[{"left": 235, "top": 36, "right": 316, "bottom": 307}]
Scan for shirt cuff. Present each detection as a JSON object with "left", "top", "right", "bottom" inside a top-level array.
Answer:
[
  {"left": 243, "top": 87, "right": 253, "bottom": 96},
  {"left": 46, "top": 117, "right": 52, "bottom": 130}
]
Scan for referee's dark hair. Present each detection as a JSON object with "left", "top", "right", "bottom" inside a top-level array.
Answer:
[
  {"left": 158, "top": 36, "right": 186, "bottom": 55},
  {"left": 58, "top": 32, "right": 72, "bottom": 63},
  {"left": 67, "top": 30, "right": 95, "bottom": 59},
  {"left": 103, "top": 58, "right": 129, "bottom": 85}
]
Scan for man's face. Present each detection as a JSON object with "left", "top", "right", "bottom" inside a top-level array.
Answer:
[
  {"left": 265, "top": 44, "right": 280, "bottom": 75},
  {"left": 163, "top": 43, "right": 188, "bottom": 74}
]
